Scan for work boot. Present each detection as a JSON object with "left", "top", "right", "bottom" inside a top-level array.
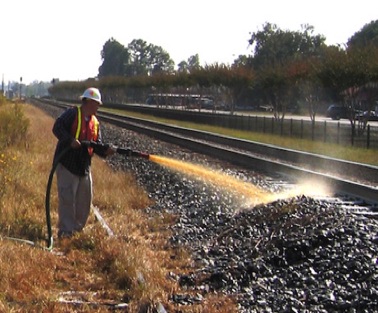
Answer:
[{"left": 58, "top": 230, "right": 74, "bottom": 239}]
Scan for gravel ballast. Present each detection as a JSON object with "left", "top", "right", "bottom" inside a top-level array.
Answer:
[
  {"left": 104, "top": 124, "right": 378, "bottom": 313},
  {"left": 37, "top": 103, "right": 378, "bottom": 312}
]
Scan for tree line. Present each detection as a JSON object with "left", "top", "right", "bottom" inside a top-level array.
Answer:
[{"left": 49, "top": 21, "right": 378, "bottom": 134}]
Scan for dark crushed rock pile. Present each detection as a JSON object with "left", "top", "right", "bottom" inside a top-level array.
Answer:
[
  {"left": 36, "top": 103, "right": 378, "bottom": 312},
  {"left": 104, "top": 125, "right": 378, "bottom": 313}
]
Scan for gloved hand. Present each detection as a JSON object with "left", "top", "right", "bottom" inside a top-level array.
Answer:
[{"left": 71, "top": 139, "right": 81, "bottom": 149}]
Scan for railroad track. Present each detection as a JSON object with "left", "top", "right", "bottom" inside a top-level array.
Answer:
[
  {"left": 98, "top": 111, "right": 377, "bottom": 204},
  {"left": 27, "top": 98, "right": 378, "bottom": 312},
  {"left": 30, "top": 98, "right": 378, "bottom": 209}
]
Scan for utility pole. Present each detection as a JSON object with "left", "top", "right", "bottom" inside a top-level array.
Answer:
[
  {"left": 1, "top": 74, "right": 4, "bottom": 96},
  {"left": 19, "top": 76, "right": 22, "bottom": 99}
]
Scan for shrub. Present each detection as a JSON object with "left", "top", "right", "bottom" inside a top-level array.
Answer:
[{"left": 0, "top": 103, "right": 29, "bottom": 147}]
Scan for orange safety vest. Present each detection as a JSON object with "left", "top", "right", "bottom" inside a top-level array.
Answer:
[{"left": 71, "top": 106, "right": 99, "bottom": 155}]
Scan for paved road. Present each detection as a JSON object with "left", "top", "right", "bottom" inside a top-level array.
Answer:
[{"left": 131, "top": 103, "right": 378, "bottom": 128}]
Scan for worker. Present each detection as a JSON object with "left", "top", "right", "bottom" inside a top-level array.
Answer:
[{"left": 52, "top": 87, "right": 115, "bottom": 238}]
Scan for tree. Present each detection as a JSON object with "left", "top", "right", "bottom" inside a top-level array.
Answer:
[
  {"left": 149, "top": 45, "right": 175, "bottom": 75},
  {"left": 355, "top": 81, "right": 378, "bottom": 136},
  {"left": 289, "top": 58, "right": 324, "bottom": 121},
  {"left": 98, "top": 38, "right": 129, "bottom": 78},
  {"left": 317, "top": 46, "right": 378, "bottom": 141},
  {"left": 177, "top": 54, "right": 201, "bottom": 73},
  {"left": 255, "top": 64, "right": 293, "bottom": 120},
  {"left": 247, "top": 23, "right": 327, "bottom": 118},
  {"left": 347, "top": 20, "right": 378, "bottom": 49},
  {"left": 189, "top": 64, "right": 254, "bottom": 113},
  {"left": 248, "top": 23, "right": 326, "bottom": 69},
  {"left": 125, "top": 39, "right": 150, "bottom": 76},
  {"left": 126, "top": 39, "right": 174, "bottom": 76},
  {"left": 232, "top": 54, "right": 251, "bottom": 68},
  {"left": 177, "top": 60, "right": 189, "bottom": 73},
  {"left": 187, "top": 54, "right": 201, "bottom": 72}
]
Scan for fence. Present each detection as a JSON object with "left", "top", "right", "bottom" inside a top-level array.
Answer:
[
  {"left": 212, "top": 114, "right": 378, "bottom": 149},
  {"left": 91, "top": 101, "right": 378, "bottom": 150}
]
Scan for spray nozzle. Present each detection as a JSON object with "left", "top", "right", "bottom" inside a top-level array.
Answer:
[{"left": 116, "top": 147, "right": 150, "bottom": 159}]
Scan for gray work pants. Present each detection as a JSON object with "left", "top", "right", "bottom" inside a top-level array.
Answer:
[{"left": 56, "top": 163, "right": 92, "bottom": 235}]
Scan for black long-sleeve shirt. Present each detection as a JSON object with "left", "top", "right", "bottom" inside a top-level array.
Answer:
[{"left": 52, "top": 107, "right": 108, "bottom": 176}]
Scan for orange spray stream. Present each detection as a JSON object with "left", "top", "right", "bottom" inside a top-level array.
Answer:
[
  {"left": 149, "top": 155, "right": 281, "bottom": 207},
  {"left": 148, "top": 154, "right": 332, "bottom": 208}
]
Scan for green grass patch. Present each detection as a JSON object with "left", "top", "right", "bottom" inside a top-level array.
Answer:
[{"left": 102, "top": 108, "right": 378, "bottom": 166}]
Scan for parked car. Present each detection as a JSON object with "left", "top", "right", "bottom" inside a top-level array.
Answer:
[
  {"left": 356, "top": 111, "right": 378, "bottom": 121},
  {"left": 325, "top": 105, "right": 348, "bottom": 120}
]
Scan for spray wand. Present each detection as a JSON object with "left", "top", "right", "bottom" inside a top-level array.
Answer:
[{"left": 81, "top": 140, "right": 150, "bottom": 159}]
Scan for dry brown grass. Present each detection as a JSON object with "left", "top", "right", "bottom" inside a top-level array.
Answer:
[{"left": 0, "top": 102, "right": 238, "bottom": 312}]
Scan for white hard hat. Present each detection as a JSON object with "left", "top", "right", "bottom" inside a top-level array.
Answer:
[{"left": 80, "top": 87, "right": 102, "bottom": 104}]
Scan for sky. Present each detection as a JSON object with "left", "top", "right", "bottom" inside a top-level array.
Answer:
[{"left": 1, "top": 0, "right": 377, "bottom": 85}]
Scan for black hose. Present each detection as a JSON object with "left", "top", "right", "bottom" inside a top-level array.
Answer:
[
  {"left": 45, "top": 146, "right": 71, "bottom": 250},
  {"left": 45, "top": 141, "right": 149, "bottom": 250}
]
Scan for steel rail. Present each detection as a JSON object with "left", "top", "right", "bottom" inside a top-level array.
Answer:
[{"left": 94, "top": 111, "right": 377, "bottom": 204}]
